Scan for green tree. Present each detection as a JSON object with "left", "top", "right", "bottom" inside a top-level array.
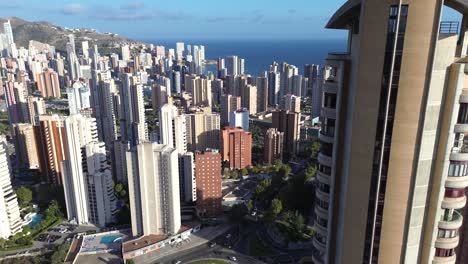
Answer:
[
  {"left": 278, "top": 165, "right": 291, "bottom": 178},
  {"left": 245, "top": 200, "right": 253, "bottom": 212},
  {"left": 223, "top": 169, "right": 230, "bottom": 177},
  {"left": 0, "top": 238, "right": 6, "bottom": 249},
  {"left": 310, "top": 141, "right": 321, "bottom": 160},
  {"left": 270, "top": 198, "right": 283, "bottom": 216},
  {"left": 45, "top": 200, "right": 63, "bottom": 219},
  {"left": 240, "top": 168, "right": 248, "bottom": 176},
  {"left": 304, "top": 165, "right": 317, "bottom": 181},
  {"left": 291, "top": 211, "right": 305, "bottom": 233},
  {"left": 51, "top": 244, "right": 69, "bottom": 264},
  {"left": 230, "top": 170, "right": 239, "bottom": 179},
  {"left": 16, "top": 186, "right": 33, "bottom": 208}
]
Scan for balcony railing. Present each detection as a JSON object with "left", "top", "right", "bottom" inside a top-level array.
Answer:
[{"left": 440, "top": 21, "right": 459, "bottom": 34}]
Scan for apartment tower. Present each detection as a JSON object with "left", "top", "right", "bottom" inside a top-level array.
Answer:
[{"left": 313, "top": 1, "right": 468, "bottom": 264}]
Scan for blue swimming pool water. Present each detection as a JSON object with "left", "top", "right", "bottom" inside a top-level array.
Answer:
[
  {"left": 100, "top": 235, "right": 122, "bottom": 244},
  {"left": 28, "top": 214, "right": 43, "bottom": 228}
]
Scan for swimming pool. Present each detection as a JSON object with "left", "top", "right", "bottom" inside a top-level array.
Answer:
[
  {"left": 28, "top": 213, "right": 43, "bottom": 228},
  {"left": 100, "top": 235, "right": 122, "bottom": 244}
]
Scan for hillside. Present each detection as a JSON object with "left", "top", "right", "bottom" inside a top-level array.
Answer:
[{"left": 0, "top": 17, "right": 144, "bottom": 54}]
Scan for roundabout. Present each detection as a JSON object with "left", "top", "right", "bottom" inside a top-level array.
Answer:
[{"left": 187, "top": 259, "right": 231, "bottom": 264}]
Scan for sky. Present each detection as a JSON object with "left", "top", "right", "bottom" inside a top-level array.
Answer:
[
  {"left": 0, "top": 1, "right": 462, "bottom": 41},
  {"left": 0, "top": 0, "right": 349, "bottom": 41}
]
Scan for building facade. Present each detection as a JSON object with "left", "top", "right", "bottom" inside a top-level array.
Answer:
[{"left": 195, "top": 150, "right": 222, "bottom": 217}]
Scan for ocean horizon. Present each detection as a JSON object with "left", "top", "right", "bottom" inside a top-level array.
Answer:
[{"left": 142, "top": 39, "right": 347, "bottom": 76}]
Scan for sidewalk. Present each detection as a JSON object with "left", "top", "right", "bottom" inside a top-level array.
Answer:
[{"left": 134, "top": 224, "right": 233, "bottom": 264}]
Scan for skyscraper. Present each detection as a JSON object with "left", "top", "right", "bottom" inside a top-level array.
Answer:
[
  {"left": 229, "top": 109, "right": 249, "bottom": 131},
  {"left": 280, "top": 94, "right": 301, "bottom": 113},
  {"left": 272, "top": 110, "right": 299, "bottom": 157},
  {"left": 37, "top": 68, "right": 61, "bottom": 98},
  {"left": 67, "top": 81, "right": 91, "bottom": 114},
  {"left": 195, "top": 150, "right": 222, "bottom": 217},
  {"left": 4, "top": 81, "right": 28, "bottom": 123},
  {"left": 34, "top": 115, "right": 68, "bottom": 185},
  {"left": 185, "top": 111, "right": 220, "bottom": 152},
  {"left": 3, "top": 20, "right": 14, "bottom": 46},
  {"left": 160, "top": 104, "right": 187, "bottom": 154},
  {"left": 268, "top": 72, "right": 281, "bottom": 106},
  {"left": 121, "top": 44, "right": 130, "bottom": 62},
  {"left": 226, "top": 55, "right": 244, "bottom": 76},
  {"left": 256, "top": 76, "right": 268, "bottom": 112},
  {"left": 221, "top": 94, "right": 241, "bottom": 126},
  {"left": 178, "top": 152, "right": 196, "bottom": 203},
  {"left": 185, "top": 75, "right": 212, "bottom": 107},
  {"left": 127, "top": 143, "right": 181, "bottom": 237},
  {"left": 221, "top": 127, "right": 252, "bottom": 169},
  {"left": 242, "top": 84, "right": 257, "bottom": 114},
  {"left": 313, "top": 1, "right": 468, "bottom": 264},
  {"left": 263, "top": 128, "right": 284, "bottom": 164},
  {"left": 62, "top": 115, "right": 99, "bottom": 225},
  {"left": 12, "top": 123, "right": 39, "bottom": 169},
  {"left": 0, "top": 137, "right": 22, "bottom": 239},
  {"left": 120, "top": 73, "right": 147, "bottom": 145}
]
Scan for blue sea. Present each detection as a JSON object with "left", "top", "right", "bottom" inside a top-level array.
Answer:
[{"left": 144, "top": 39, "right": 347, "bottom": 76}]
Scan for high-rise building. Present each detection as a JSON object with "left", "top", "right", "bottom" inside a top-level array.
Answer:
[
  {"left": 82, "top": 41, "right": 89, "bottom": 59},
  {"left": 160, "top": 104, "right": 187, "bottom": 154},
  {"left": 178, "top": 152, "right": 196, "bottom": 203},
  {"left": 185, "top": 75, "right": 212, "bottom": 107},
  {"left": 121, "top": 45, "right": 130, "bottom": 62},
  {"left": 3, "top": 20, "right": 14, "bottom": 46},
  {"left": 34, "top": 115, "right": 68, "bottom": 185},
  {"left": 263, "top": 128, "right": 283, "bottom": 164},
  {"left": 62, "top": 115, "right": 98, "bottom": 225},
  {"left": 272, "top": 110, "right": 299, "bottom": 157},
  {"left": 67, "top": 81, "right": 91, "bottom": 114},
  {"left": 268, "top": 72, "right": 281, "bottom": 106},
  {"left": 120, "top": 73, "right": 147, "bottom": 145},
  {"left": 229, "top": 108, "right": 249, "bottom": 131},
  {"left": 0, "top": 137, "right": 22, "bottom": 239},
  {"left": 242, "top": 84, "right": 257, "bottom": 114},
  {"left": 280, "top": 94, "right": 301, "bottom": 113},
  {"left": 127, "top": 143, "right": 181, "bottom": 237},
  {"left": 256, "top": 76, "right": 268, "bottom": 112},
  {"left": 26, "top": 96, "right": 46, "bottom": 125},
  {"left": 185, "top": 111, "right": 220, "bottom": 152},
  {"left": 221, "top": 94, "right": 241, "bottom": 126},
  {"left": 93, "top": 75, "right": 118, "bottom": 146},
  {"left": 221, "top": 127, "right": 252, "bottom": 169},
  {"left": 195, "top": 150, "right": 222, "bottom": 217},
  {"left": 176, "top": 42, "right": 184, "bottom": 61},
  {"left": 4, "top": 81, "right": 28, "bottom": 123},
  {"left": 304, "top": 64, "right": 319, "bottom": 94},
  {"left": 152, "top": 84, "right": 169, "bottom": 110},
  {"left": 12, "top": 124, "right": 39, "bottom": 169},
  {"left": 37, "top": 68, "right": 61, "bottom": 98},
  {"left": 225, "top": 55, "right": 245, "bottom": 76},
  {"left": 313, "top": 2, "right": 468, "bottom": 264},
  {"left": 84, "top": 142, "right": 117, "bottom": 226}
]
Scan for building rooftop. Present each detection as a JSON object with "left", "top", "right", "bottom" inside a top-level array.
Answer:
[{"left": 122, "top": 222, "right": 198, "bottom": 253}]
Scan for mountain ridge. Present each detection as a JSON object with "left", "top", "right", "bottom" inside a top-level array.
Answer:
[{"left": 0, "top": 17, "right": 144, "bottom": 54}]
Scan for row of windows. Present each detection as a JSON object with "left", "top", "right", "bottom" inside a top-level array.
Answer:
[{"left": 448, "top": 162, "right": 468, "bottom": 177}]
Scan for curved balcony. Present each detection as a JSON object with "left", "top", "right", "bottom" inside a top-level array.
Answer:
[
  {"left": 319, "top": 131, "right": 334, "bottom": 144},
  {"left": 314, "top": 220, "right": 328, "bottom": 236},
  {"left": 316, "top": 171, "right": 330, "bottom": 185},
  {"left": 441, "top": 196, "right": 467, "bottom": 209},
  {"left": 318, "top": 153, "right": 332, "bottom": 167},
  {"left": 321, "top": 107, "right": 336, "bottom": 119},
  {"left": 316, "top": 188, "right": 330, "bottom": 203},
  {"left": 435, "top": 236, "right": 459, "bottom": 249},
  {"left": 445, "top": 175, "right": 468, "bottom": 189},
  {"left": 313, "top": 235, "right": 326, "bottom": 252},
  {"left": 322, "top": 81, "right": 338, "bottom": 94},
  {"left": 315, "top": 204, "right": 329, "bottom": 220},
  {"left": 438, "top": 210, "right": 463, "bottom": 230},
  {"left": 454, "top": 123, "right": 468, "bottom": 133},
  {"left": 432, "top": 255, "right": 456, "bottom": 264},
  {"left": 449, "top": 152, "right": 468, "bottom": 162}
]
